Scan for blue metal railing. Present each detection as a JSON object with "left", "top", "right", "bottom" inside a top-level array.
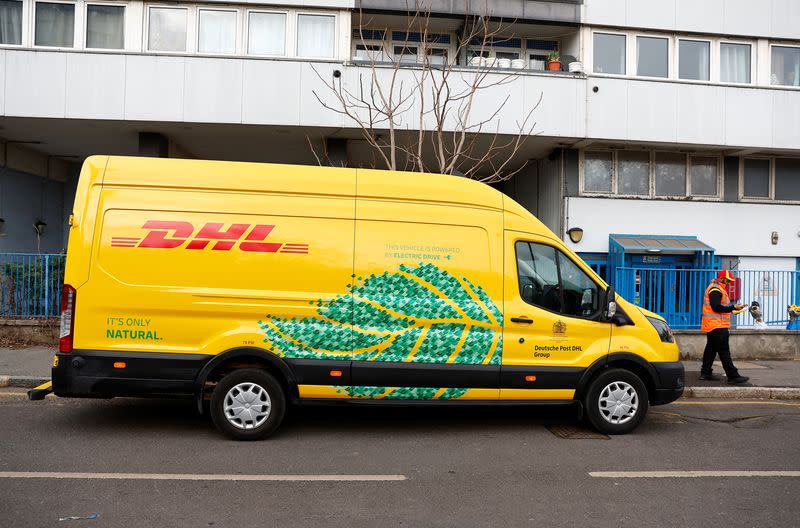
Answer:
[
  {"left": 0, "top": 253, "right": 66, "bottom": 318},
  {"left": 615, "top": 267, "right": 800, "bottom": 330}
]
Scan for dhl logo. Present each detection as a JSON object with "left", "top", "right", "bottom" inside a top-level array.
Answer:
[{"left": 110, "top": 221, "right": 309, "bottom": 254}]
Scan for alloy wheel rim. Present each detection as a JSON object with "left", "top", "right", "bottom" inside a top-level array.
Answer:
[
  {"left": 223, "top": 382, "right": 272, "bottom": 430},
  {"left": 598, "top": 381, "right": 638, "bottom": 425}
]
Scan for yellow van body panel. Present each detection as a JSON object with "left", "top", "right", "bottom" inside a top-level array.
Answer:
[{"left": 56, "top": 156, "right": 682, "bottom": 408}]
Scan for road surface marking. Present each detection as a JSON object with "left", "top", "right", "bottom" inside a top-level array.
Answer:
[
  {"left": 590, "top": 471, "right": 800, "bottom": 478},
  {"left": 0, "top": 392, "right": 29, "bottom": 397},
  {"left": 0, "top": 471, "right": 406, "bottom": 482}
]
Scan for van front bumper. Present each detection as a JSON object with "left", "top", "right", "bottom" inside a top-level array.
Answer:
[
  {"left": 650, "top": 361, "right": 685, "bottom": 405},
  {"left": 52, "top": 350, "right": 211, "bottom": 398}
]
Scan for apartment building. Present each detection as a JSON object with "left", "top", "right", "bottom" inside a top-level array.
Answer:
[{"left": 0, "top": 0, "right": 798, "bottom": 322}]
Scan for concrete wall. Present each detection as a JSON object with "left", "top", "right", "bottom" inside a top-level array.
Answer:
[
  {"left": 675, "top": 330, "right": 800, "bottom": 360},
  {"left": 583, "top": 0, "right": 800, "bottom": 40},
  {"left": 358, "top": 0, "right": 582, "bottom": 24},
  {"left": 536, "top": 154, "right": 563, "bottom": 235},
  {"left": 585, "top": 77, "right": 800, "bottom": 150},
  {"left": 0, "top": 167, "right": 69, "bottom": 253},
  {"left": 564, "top": 197, "right": 800, "bottom": 258}
]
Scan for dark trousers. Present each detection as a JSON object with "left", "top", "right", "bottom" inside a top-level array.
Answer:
[{"left": 701, "top": 328, "right": 740, "bottom": 378}]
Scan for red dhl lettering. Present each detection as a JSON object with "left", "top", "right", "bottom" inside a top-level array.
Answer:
[{"left": 110, "top": 221, "right": 308, "bottom": 254}]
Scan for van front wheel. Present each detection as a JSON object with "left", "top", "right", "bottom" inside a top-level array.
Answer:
[
  {"left": 584, "top": 368, "right": 648, "bottom": 435},
  {"left": 210, "top": 369, "right": 285, "bottom": 441}
]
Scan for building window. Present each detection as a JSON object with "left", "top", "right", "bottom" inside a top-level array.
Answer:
[
  {"left": 654, "top": 152, "right": 686, "bottom": 196},
  {"left": 679, "top": 39, "right": 710, "bottom": 81},
  {"left": 617, "top": 151, "right": 650, "bottom": 196},
  {"left": 583, "top": 151, "right": 613, "bottom": 193},
  {"left": 426, "top": 47, "right": 447, "bottom": 66},
  {"left": 775, "top": 159, "right": 800, "bottom": 201},
  {"left": 593, "top": 33, "right": 625, "bottom": 75},
  {"left": 35, "top": 2, "right": 75, "bottom": 47},
  {"left": 148, "top": 6, "right": 187, "bottom": 52},
  {"left": 742, "top": 158, "right": 771, "bottom": 198},
  {"left": 86, "top": 4, "right": 124, "bottom": 50},
  {"left": 720, "top": 43, "right": 751, "bottom": 84},
  {"left": 0, "top": 0, "right": 23, "bottom": 45},
  {"left": 637, "top": 36, "right": 668, "bottom": 78},
  {"left": 393, "top": 45, "right": 418, "bottom": 63},
  {"left": 352, "top": 29, "right": 387, "bottom": 61},
  {"left": 771, "top": 46, "right": 800, "bottom": 87},
  {"left": 297, "top": 13, "right": 335, "bottom": 58},
  {"left": 248, "top": 11, "right": 286, "bottom": 56},
  {"left": 690, "top": 157, "right": 718, "bottom": 196},
  {"left": 198, "top": 9, "right": 236, "bottom": 54}
]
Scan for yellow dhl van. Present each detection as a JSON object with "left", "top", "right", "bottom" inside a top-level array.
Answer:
[{"left": 39, "top": 155, "right": 683, "bottom": 439}]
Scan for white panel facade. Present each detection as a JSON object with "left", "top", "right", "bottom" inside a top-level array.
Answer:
[
  {"left": 530, "top": 75, "right": 586, "bottom": 139},
  {"left": 772, "top": 90, "right": 800, "bottom": 150},
  {"left": 184, "top": 58, "right": 243, "bottom": 123},
  {"left": 565, "top": 197, "right": 800, "bottom": 258},
  {"left": 0, "top": 50, "right": 5, "bottom": 116},
  {"left": 241, "top": 59, "right": 303, "bottom": 125},
  {"left": 675, "top": 84, "right": 724, "bottom": 146},
  {"left": 626, "top": 81, "right": 677, "bottom": 143},
  {"left": 584, "top": 0, "right": 800, "bottom": 40},
  {"left": 5, "top": 51, "right": 67, "bottom": 118},
  {"left": 65, "top": 54, "right": 126, "bottom": 120},
  {"left": 586, "top": 78, "right": 627, "bottom": 139},
  {"left": 724, "top": 88, "right": 773, "bottom": 148},
  {"left": 124, "top": 55, "right": 186, "bottom": 122}
]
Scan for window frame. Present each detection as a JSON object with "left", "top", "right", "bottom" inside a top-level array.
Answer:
[
  {"left": 244, "top": 8, "right": 289, "bottom": 58},
  {"left": 687, "top": 155, "right": 722, "bottom": 199},
  {"left": 84, "top": 1, "right": 126, "bottom": 51},
  {"left": 145, "top": 4, "right": 191, "bottom": 54},
  {"left": 351, "top": 28, "right": 388, "bottom": 62},
  {"left": 770, "top": 42, "right": 800, "bottom": 89},
  {"left": 514, "top": 240, "right": 605, "bottom": 322},
  {"left": 295, "top": 11, "right": 338, "bottom": 60},
  {"left": 634, "top": 33, "right": 672, "bottom": 79},
  {"left": 33, "top": 0, "right": 78, "bottom": 49},
  {"left": 0, "top": 0, "right": 26, "bottom": 48},
  {"left": 580, "top": 149, "right": 722, "bottom": 200},
  {"left": 196, "top": 6, "right": 238, "bottom": 56},
  {"left": 739, "top": 156, "right": 774, "bottom": 201},
  {"left": 738, "top": 156, "right": 800, "bottom": 203},
  {"left": 677, "top": 37, "right": 712, "bottom": 83},
  {"left": 591, "top": 30, "right": 627, "bottom": 76},
  {"left": 718, "top": 39, "right": 754, "bottom": 85}
]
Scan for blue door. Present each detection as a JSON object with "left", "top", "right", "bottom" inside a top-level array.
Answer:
[{"left": 627, "top": 255, "right": 696, "bottom": 329}]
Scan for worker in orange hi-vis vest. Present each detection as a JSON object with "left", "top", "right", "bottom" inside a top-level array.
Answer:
[{"left": 700, "top": 270, "right": 749, "bottom": 384}]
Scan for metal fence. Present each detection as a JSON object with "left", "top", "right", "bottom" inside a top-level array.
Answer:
[
  {"left": 0, "top": 253, "right": 66, "bottom": 318},
  {"left": 615, "top": 267, "right": 800, "bottom": 330}
]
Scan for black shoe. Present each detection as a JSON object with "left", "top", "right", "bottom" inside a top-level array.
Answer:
[
  {"left": 699, "top": 373, "right": 722, "bottom": 381},
  {"left": 727, "top": 376, "right": 750, "bottom": 385}
]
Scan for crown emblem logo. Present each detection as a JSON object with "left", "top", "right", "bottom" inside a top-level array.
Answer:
[{"left": 552, "top": 320, "right": 567, "bottom": 335}]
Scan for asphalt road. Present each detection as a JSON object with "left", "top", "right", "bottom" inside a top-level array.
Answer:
[{"left": 1, "top": 391, "right": 798, "bottom": 527}]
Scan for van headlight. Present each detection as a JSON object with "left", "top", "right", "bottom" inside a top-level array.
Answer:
[{"left": 646, "top": 316, "right": 675, "bottom": 343}]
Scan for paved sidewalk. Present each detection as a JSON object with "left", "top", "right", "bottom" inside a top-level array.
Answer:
[
  {"left": 683, "top": 360, "right": 800, "bottom": 388},
  {"left": 0, "top": 346, "right": 54, "bottom": 378}
]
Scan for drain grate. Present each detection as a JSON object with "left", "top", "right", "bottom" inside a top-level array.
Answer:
[{"left": 546, "top": 424, "right": 609, "bottom": 439}]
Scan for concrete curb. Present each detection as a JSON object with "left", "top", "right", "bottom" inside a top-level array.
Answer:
[{"left": 685, "top": 386, "right": 800, "bottom": 400}]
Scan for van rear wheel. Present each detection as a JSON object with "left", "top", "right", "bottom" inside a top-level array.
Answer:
[
  {"left": 584, "top": 368, "right": 648, "bottom": 435},
  {"left": 210, "top": 369, "right": 285, "bottom": 440}
]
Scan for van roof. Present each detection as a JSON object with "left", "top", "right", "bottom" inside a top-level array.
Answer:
[{"left": 99, "top": 155, "right": 511, "bottom": 212}]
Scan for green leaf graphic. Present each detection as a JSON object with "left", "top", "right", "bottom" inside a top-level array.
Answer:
[{"left": 259, "top": 263, "right": 503, "bottom": 400}]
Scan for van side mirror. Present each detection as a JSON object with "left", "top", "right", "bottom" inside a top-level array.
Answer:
[
  {"left": 522, "top": 283, "right": 534, "bottom": 303},
  {"left": 605, "top": 287, "right": 617, "bottom": 321}
]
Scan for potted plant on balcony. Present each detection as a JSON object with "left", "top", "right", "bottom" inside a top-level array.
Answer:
[{"left": 546, "top": 51, "right": 561, "bottom": 71}]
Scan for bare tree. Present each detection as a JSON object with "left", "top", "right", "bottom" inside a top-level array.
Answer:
[{"left": 310, "top": 3, "right": 541, "bottom": 183}]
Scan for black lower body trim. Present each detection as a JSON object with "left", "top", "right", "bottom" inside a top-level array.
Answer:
[
  {"left": 53, "top": 350, "right": 211, "bottom": 398},
  {"left": 298, "top": 398, "right": 581, "bottom": 408},
  {"left": 650, "top": 361, "right": 685, "bottom": 405},
  {"left": 351, "top": 360, "right": 499, "bottom": 388}
]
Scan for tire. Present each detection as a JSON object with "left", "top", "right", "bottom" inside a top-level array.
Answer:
[
  {"left": 210, "top": 369, "right": 286, "bottom": 441},
  {"left": 584, "top": 368, "right": 649, "bottom": 435}
]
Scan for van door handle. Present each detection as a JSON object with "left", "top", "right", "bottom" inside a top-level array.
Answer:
[{"left": 511, "top": 317, "right": 533, "bottom": 324}]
